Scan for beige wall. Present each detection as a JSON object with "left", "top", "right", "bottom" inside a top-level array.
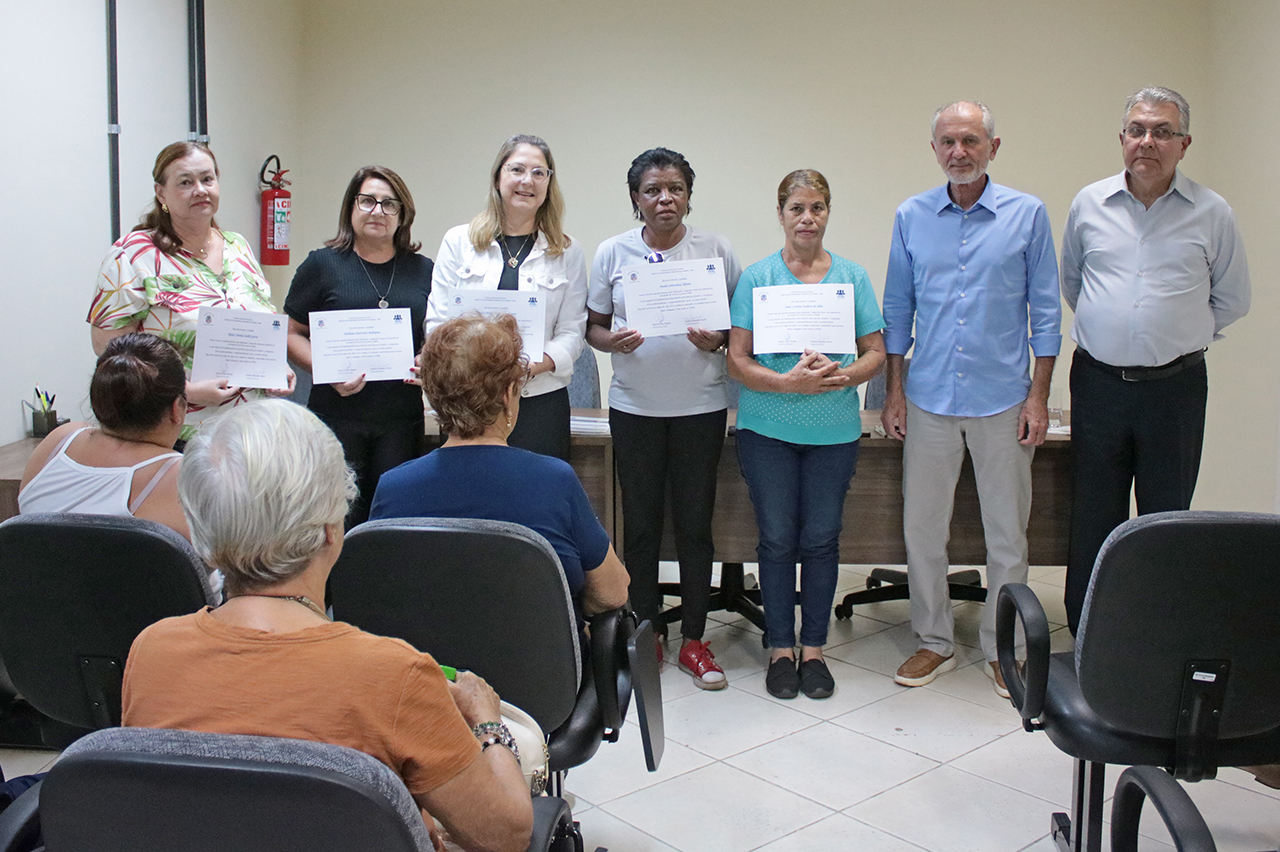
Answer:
[
  {"left": 3, "top": 0, "right": 1274, "bottom": 514},
  {"left": 1201, "top": 0, "right": 1280, "bottom": 512}
]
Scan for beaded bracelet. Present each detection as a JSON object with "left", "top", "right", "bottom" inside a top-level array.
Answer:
[{"left": 472, "top": 721, "right": 520, "bottom": 762}]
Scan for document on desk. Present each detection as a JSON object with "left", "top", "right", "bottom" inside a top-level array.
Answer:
[
  {"left": 751, "top": 283, "right": 857, "bottom": 354},
  {"left": 620, "top": 257, "right": 731, "bottom": 338},
  {"left": 447, "top": 290, "right": 546, "bottom": 361},
  {"left": 191, "top": 307, "right": 290, "bottom": 389},
  {"left": 309, "top": 308, "right": 415, "bottom": 384}
]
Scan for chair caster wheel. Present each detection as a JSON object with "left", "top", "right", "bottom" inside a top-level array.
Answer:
[{"left": 833, "top": 603, "right": 852, "bottom": 620}]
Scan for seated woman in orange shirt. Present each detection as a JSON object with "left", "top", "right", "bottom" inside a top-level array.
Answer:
[{"left": 121, "top": 400, "right": 533, "bottom": 852}]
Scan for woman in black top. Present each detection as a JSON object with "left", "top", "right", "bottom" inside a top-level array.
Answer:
[{"left": 285, "top": 165, "right": 433, "bottom": 526}]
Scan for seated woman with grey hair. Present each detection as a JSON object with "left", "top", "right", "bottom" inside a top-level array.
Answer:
[{"left": 121, "top": 400, "right": 533, "bottom": 852}]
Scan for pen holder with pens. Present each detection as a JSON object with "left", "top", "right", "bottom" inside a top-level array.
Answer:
[{"left": 31, "top": 409, "right": 64, "bottom": 438}]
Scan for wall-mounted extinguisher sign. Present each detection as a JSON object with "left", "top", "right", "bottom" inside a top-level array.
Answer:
[{"left": 258, "top": 155, "right": 291, "bottom": 266}]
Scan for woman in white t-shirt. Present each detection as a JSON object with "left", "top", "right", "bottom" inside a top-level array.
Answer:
[{"left": 586, "top": 148, "right": 741, "bottom": 690}]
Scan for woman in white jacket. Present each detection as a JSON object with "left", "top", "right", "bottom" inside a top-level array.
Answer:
[{"left": 425, "top": 134, "right": 587, "bottom": 460}]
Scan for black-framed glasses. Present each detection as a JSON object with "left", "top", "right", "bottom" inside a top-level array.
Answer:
[
  {"left": 1124, "top": 124, "right": 1187, "bottom": 142},
  {"left": 503, "top": 163, "right": 553, "bottom": 183},
  {"left": 355, "top": 194, "right": 402, "bottom": 215}
]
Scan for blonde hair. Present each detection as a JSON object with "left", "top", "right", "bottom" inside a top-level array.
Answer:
[{"left": 468, "top": 134, "right": 569, "bottom": 257}]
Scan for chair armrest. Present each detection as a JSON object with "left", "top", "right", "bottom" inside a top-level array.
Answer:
[
  {"left": 995, "top": 583, "right": 1050, "bottom": 727},
  {"left": 587, "top": 607, "right": 628, "bottom": 735},
  {"left": 0, "top": 780, "right": 42, "bottom": 852},
  {"left": 1110, "top": 766, "right": 1216, "bottom": 852},
  {"left": 526, "top": 796, "right": 573, "bottom": 852}
]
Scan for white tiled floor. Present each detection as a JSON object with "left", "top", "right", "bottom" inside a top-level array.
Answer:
[
  {"left": 561, "top": 564, "right": 1280, "bottom": 852},
  {"left": 2, "top": 565, "right": 1277, "bottom": 851}
]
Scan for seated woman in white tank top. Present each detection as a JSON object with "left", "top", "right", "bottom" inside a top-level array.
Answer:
[{"left": 19, "top": 333, "right": 189, "bottom": 540}]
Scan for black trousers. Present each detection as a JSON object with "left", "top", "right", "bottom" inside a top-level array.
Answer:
[
  {"left": 1064, "top": 349, "right": 1207, "bottom": 633},
  {"left": 320, "top": 414, "right": 425, "bottom": 529},
  {"left": 610, "top": 407, "right": 726, "bottom": 640},
  {"left": 509, "top": 387, "right": 570, "bottom": 462}
]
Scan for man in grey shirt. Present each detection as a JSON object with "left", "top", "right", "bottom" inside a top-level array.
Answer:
[{"left": 1061, "top": 86, "right": 1250, "bottom": 633}]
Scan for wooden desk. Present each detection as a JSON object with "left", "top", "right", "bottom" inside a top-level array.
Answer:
[
  {"left": 0, "top": 437, "right": 39, "bottom": 521},
  {"left": 588, "top": 410, "right": 1071, "bottom": 568}
]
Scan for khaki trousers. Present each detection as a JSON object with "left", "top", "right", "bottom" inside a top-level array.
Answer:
[{"left": 903, "top": 400, "right": 1032, "bottom": 662}]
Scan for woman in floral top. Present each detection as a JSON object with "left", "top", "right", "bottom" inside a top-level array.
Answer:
[{"left": 88, "top": 141, "right": 293, "bottom": 441}]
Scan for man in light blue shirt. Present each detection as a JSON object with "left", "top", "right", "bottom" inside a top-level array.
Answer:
[
  {"left": 881, "top": 101, "right": 1062, "bottom": 695},
  {"left": 1060, "top": 86, "right": 1249, "bottom": 634}
]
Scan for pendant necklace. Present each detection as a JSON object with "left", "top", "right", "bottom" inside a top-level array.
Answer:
[
  {"left": 358, "top": 254, "right": 397, "bottom": 308},
  {"left": 500, "top": 233, "right": 534, "bottom": 268}
]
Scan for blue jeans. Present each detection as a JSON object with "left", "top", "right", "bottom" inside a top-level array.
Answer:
[{"left": 735, "top": 429, "right": 859, "bottom": 649}]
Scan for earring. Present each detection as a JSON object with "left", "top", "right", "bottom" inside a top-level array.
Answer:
[
  {"left": 503, "top": 410, "right": 513, "bottom": 437},
  {"left": 161, "top": 203, "right": 169, "bottom": 213}
]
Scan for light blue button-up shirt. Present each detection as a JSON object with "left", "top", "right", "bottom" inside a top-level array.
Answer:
[
  {"left": 883, "top": 179, "right": 1062, "bottom": 418},
  {"left": 1061, "top": 169, "right": 1250, "bottom": 367}
]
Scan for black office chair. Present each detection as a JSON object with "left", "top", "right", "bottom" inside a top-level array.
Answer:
[
  {"left": 833, "top": 356, "right": 984, "bottom": 619},
  {"left": 1108, "top": 765, "right": 1217, "bottom": 852},
  {"left": 329, "top": 517, "right": 663, "bottom": 795},
  {"left": 0, "top": 727, "right": 579, "bottom": 852},
  {"left": 996, "top": 510, "right": 1280, "bottom": 852},
  {"left": 0, "top": 513, "right": 217, "bottom": 744}
]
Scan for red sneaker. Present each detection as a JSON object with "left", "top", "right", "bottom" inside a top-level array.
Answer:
[
  {"left": 678, "top": 640, "right": 727, "bottom": 690},
  {"left": 655, "top": 635, "right": 665, "bottom": 666}
]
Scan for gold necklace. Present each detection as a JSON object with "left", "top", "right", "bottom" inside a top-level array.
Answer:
[
  {"left": 231, "top": 593, "right": 330, "bottom": 621},
  {"left": 500, "top": 233, "right": 534, "bottom": 268}
]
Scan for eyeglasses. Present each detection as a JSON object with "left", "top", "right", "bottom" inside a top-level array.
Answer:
[
  {"left": 1123, "top": 124, "right": 1187, "bottom": 142},
  {"left": 355, "top": 194, "right": 402, "bottom": 215},
  {"left": 503, "top": 163, "right": 553, "bottom": 183}
]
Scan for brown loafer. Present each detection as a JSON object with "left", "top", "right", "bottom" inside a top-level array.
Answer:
[{"left": 894, "top": 649, "right": 956, "bottom": 686}]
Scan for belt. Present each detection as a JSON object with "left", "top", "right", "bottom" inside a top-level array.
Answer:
[{"left": 1078, "top": 347, "right": 1206, "bottom": 382}]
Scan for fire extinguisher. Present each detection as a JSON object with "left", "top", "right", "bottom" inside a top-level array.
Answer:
[{"left": 258, "top": 155, "right": 291, "bottom": 266}]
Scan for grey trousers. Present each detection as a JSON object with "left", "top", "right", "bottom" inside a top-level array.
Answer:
[{"left": 903, "top": 400, "right": 1033, "bottom": 662}]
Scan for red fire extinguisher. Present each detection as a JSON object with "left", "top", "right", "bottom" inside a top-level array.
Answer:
[{"left": 258, "top": 155, "right": 291, "bottom": 266}]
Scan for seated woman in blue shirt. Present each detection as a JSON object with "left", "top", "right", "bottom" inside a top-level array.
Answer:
[{"left": 370, "top": 313, "right": 629, "bottom": 625}]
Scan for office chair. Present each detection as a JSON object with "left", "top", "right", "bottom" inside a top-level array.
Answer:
[
  {"left": 0, "top": 514, "right": 216, "bottom": 744},
  {"left": 0, "top": 727, "right": 579, "bottom": 852},
  {"left": 1108, "top": 765, "right": 1217, "bottom": 852},
  {"left": 996, "top": 510, "right": 1280, "bottom": 852},
  {"left": 329, "top": 517, "right": 663, "bottom": 795},
  {"left": 834, "top": 356, "right": 985, "bottom": 619}
]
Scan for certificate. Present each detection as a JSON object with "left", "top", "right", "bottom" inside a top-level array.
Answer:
[
  {"left": 620, "top": 257, "right": 731, "bottom": 338},
  {"left": 309, "top": 308, "right": 416, "bottom": 384},
  {"left": 447, "top": 290, "right": 547, "bottom": 361},
  {"left": 751, "top": 283, "right": 858, "bottom": 354},
  {"left": 191, "top": 307, "right": 289, "bottom": 389}
]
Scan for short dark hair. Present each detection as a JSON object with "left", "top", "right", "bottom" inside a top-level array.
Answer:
[
  {"left": 420, "top": 314, "right": 528, "bottom": 440},
  {"left": 135, "top": 142, "right": 220, "bottom": 257},
  {"left": 90, "top": 333, "right": 186, "bottom": 434},
  {"left": 626, "top": 148, "right": 696, "bottom": 219},
  {"left": 326, "top": 165, "right": 421, "bottom": 254}
]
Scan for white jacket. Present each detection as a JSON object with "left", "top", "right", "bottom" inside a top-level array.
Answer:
[{"left": 426, "top": 224, "right": 588, "bottom": 398}]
